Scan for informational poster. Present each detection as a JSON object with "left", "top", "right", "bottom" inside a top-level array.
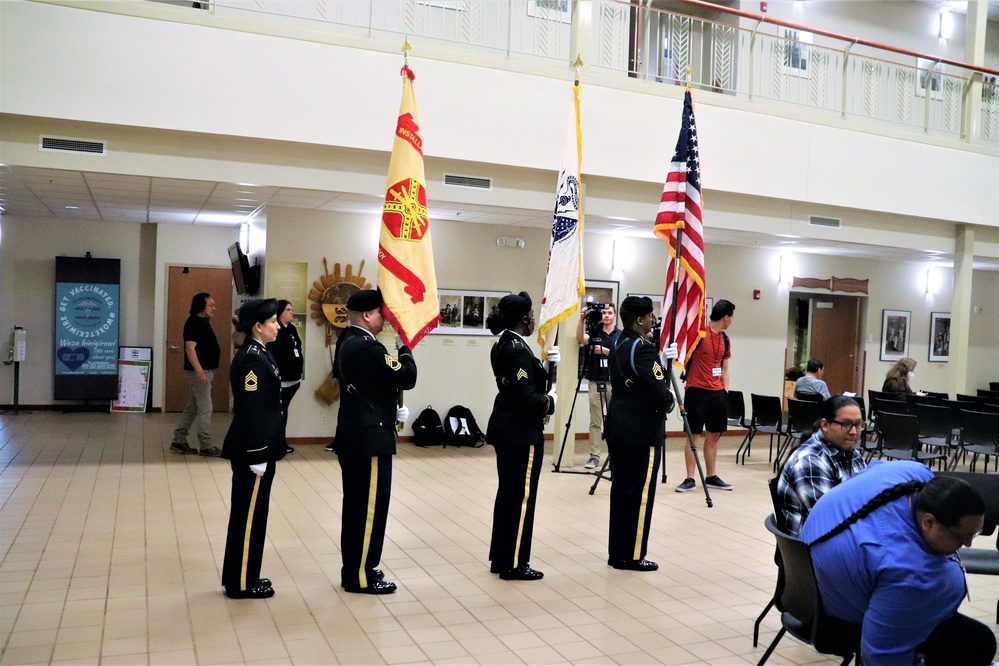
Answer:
[
  {"left": 265, "top": 261, "right": 308, "bottom": 366},
  {"left": 111, "top": 361, "right": 151, "bottom": 413},
  {"left": 111, "top": 347, "right": 153, "bottom": 413},
  {"left": 54, "top": 257, "right": 121, "bottom": 400}
]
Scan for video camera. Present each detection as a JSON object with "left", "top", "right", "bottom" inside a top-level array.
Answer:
[{"left": 583, "top": 302, "right": 611, "bottom": 339}]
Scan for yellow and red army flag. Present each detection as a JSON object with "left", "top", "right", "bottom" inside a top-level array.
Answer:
[{"left": 377, "top": 63, "right": 440, "bottom": 348}]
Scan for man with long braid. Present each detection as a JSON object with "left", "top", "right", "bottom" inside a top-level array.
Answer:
[{"left": 800, "top": 461, "right": 995, "bottom": 665}]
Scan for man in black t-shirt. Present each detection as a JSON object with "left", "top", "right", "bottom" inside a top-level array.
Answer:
[{"left": 171, "top": 292, "right": 221, "bottom": 456}]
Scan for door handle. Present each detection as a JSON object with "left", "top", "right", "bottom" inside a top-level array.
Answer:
[{"left": 169, "top": 345, "right": 179, "bottom": 351}]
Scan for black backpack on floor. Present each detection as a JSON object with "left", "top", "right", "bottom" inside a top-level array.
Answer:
[
  {"left": 443, "top": 405, "right": 485, "bottom": 448},
  {"left": 412, "top": 405, "right": 444, "bottom": 447}
]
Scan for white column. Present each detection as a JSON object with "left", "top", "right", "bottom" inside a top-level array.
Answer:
[
  {"left": 949, "top": 225, "right": 974, "bottom": 397},
  {"left": 963, "top": 0, "right": 988, "bottom": 142}
]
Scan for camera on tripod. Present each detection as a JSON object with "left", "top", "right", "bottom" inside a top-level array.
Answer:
[{"left": 583, "top": 302, "right": 610, "bottom": 339}]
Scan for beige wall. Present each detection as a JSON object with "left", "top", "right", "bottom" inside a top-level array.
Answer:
[{"left": 3, "top": 209, "right": 996, "bottom": 429}]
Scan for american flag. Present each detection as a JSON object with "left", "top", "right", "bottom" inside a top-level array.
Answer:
[{"left": 654, "top": 90, "right": 706, "bottom": 373}]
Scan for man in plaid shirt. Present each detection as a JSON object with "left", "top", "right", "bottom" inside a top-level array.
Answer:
[{"left": 777, "top": 396, "right": 867, "bottom": 535}]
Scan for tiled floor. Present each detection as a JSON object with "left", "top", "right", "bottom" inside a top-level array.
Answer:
[{"left": 1, "top": 412, "right": 996, "bottom": 665}]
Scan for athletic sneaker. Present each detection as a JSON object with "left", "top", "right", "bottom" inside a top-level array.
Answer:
[
  {"left": 584, "top": 456, "right": 600, "bottom": 469},
  {"left": 705, "top": 475, "right": 734, "bottom": 491},
  {"left": 675, "top": 477, "right": 696, "bottom": 493}
]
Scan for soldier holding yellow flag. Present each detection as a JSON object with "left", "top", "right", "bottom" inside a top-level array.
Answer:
[
  {"left": 333, "top": 289, "right": 416, "bottom": 595},
  {"left": 220, "top": 298, "right": 286, "bottom": 599}
]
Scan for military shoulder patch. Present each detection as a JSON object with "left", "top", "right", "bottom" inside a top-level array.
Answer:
[
  {"left": 385, "top": 354, "right": 402, "bottom": 370},
  {"left": 244, "top": 369, "right": 259, "bottom": 391},
  {"left": 653, "top": 361, "right": 664, "bottom": 380},
  {"left": 516, "top": 368, "right": 528, "bottom": 381}
]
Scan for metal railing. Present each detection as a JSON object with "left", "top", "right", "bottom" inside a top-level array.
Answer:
[{"left": 183, "top": 0, "right": 998, "bottom": 146}]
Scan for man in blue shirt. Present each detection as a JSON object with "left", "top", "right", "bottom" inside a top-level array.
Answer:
[{"left": 800, "top": 461, "right": 994, "bottom": 666}]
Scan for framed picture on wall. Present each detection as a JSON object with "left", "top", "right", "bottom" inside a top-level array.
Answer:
[
  {"left": 582, "top": 279, "right": 619, "bottom": 311},
  {"left": 928, "top": 312, "right": 951, "bottom": 362},
  {"left": 880, "top": 309, "right": 911, "bottom": 362},
  {"left": 704, "top": 297, "right": 714, "bottom": 319},
  {"left": 433, "top": 289, "right": 509, "bottom": 336}
]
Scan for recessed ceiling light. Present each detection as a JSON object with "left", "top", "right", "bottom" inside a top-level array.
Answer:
[
  {"left": 65, "top": 205, "right": 80, "bottom": 209},
  {"left": 607, "top": 216, "right": 637, "bottom": 221}
]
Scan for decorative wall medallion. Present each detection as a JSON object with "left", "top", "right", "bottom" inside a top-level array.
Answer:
[{"left": 308, "top": 258, "right": 372, "bottom": 347}]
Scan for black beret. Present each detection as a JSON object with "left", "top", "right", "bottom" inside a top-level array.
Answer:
[
  {"left": 620, "top": 295, "right": 654, "bottom": 317},
  {"left": 497, "top": 291, "right": 532, "bottom": 320},
  {"left": 346, "top": 288, "right": 384, "bottom": 312},
  {"left": 237, "top": 298, "right": 279, "bottom": 329}
]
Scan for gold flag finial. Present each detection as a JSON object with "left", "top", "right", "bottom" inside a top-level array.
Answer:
[
  {"left": 572, "top": 55, "right": 583, "bottom": 86},
  {"left": 685, "top": 66, "right": 692, "bottom": 89},
  {"left": 402, "top": 37, "right": 411, "bottom": 66}
]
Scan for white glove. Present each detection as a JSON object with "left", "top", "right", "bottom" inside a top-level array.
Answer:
[
  {"left": 546, "top": 346, "right": 561, "bottom": 364},
  {"left": 394, "top": 335, "right": 404, "bottom": 350},
  {"left": 547, "top": 388, "right": 557, "bottom": 410},
  {"left": 250, "top": 462, "right": 267, "bottom": 476},
  {"left": 396, "top": 405, "right": 410, "bottom": 423},
  {"left": 661, "top": 342, "right": 679, "bottom": 362}
]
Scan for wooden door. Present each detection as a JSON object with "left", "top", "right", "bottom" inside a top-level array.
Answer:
[
  {"left": 165, "top": 266, "right": 233, "bottom": 412},
  {"left": 809, "top": 296, "right": 863, "bottom": 395}
]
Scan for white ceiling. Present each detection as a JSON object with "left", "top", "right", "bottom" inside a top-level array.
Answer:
[{"left": 0, "top": 164, "right": 994, "bottom": 270}]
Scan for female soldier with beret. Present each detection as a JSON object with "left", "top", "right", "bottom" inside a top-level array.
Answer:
[
  {"left": 605, "top": 296, "right": 675, "bottom": 572},
  {"left": 220, "top": 298, "right": 286, "bottom": 599},
  {"left": 485, "top": 292, "right": 557, "bottom": 581}
]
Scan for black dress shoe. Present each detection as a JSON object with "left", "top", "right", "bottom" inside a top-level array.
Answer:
[
  {"left": 608, "top": 558, "right": 659, "bottom": 571},
  {"left": 225, "top": 583, "right": 275, "bottom": 599},
  {"left": 369, "top": 569, "right": 385, "bottom": 582},
  {"left": 325, "top": 442, "right": 335, "bottom": 452},
  {"left": 342, "top": 580, "right": 397, "bottom": 595},
  {"left": 490, "top": 563, "right": 502, "bottom": 574},
  {"left": 257, "top": 578, "right": 272, "bottom": 588},
  {"left": 286, "top": 446, "right": 295, "bottom": 454},
  {"left": 499, "top": 564, "right": 544, "bottom": 581}
]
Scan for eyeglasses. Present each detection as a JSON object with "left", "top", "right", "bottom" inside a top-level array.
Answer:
[
  {"left": 942, "top": 523, "right": 982, "bottom": 547},
  {"left": 828, "top": 419, "right": 866, "bottom": 432}
]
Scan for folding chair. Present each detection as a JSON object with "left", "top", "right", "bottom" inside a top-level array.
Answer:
[
  {"left": 911, "top": 402, "right": 958, "bottom": 456},
  {"left": 738, "top": 394, "right": 786, "bottom": 466},
  {"left": 878, "top": 411, "right": 946, "bottom": 468},
  {"left": 777, "top": 399, "right": 822, "bottom": 472},
  {"left": 758, "top": 515, "right": 861, "bottom": 666},
  {"left": 951, "top": 409, "right": 999, "bottom": 473}
]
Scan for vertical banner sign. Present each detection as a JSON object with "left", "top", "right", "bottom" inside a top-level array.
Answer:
[{"left": 54, "top": 257, "right": 121, "bottom": 400}]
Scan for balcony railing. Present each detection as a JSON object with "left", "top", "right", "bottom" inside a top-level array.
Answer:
[{"left": 185, "top": 0, "right": 998, "bottom": 146}]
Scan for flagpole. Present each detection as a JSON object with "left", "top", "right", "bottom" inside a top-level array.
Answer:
[
  {"left": 395, "top": 36, "right": 412, "bottom": 431},
  {"left": 663, "top": 75, "right": 712, "bottom": 507}
]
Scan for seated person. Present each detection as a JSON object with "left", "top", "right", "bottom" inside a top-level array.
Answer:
[
  {"left": 800, "top": 461, "right": 995, "bottom": 666},
  {"left": 882, "top": 357, "right": 926, "bottom": 396},
  {"left": 776, "top": 395, "right": 866, "bottom": 535},
  {"left": 794, "top": 357, "right": 831, "bottom": 400}
]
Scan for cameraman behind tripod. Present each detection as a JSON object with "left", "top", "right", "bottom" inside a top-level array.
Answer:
[{"left": 575, "top": 302, "right": 621, "bottom": 469}]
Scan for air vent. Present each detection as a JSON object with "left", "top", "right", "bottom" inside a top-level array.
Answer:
[
  {"left": 39, "top": 135, "right": 107, "bottom": 156},
  {"left": 443, "top": 173, "right": 492, "bottom": 190},
  {"left": 809, "top": 215, "right": 841, "bottom": 228}
]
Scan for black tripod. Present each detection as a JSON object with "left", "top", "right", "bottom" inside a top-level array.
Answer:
[{"left": 552, "top": 335, "right": 611, "bottom": 492}]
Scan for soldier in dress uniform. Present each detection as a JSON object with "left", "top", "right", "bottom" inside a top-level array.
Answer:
[
  {"left": 604, "top": 296, "right": 676, "bottom": 572},
  {"left": 220, "top": 298, "right": 286, "bottom": 599},
  {"left": 333, "top": 289, "right": 416, "bottom": 595},
  {"left": 484, "top": 292, "right": 557, "bottom": 581}
]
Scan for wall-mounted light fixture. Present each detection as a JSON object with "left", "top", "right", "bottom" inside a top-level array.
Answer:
[
  {"left": 611, "top": 239, "right": 625, "bottom": 281},
  {"left": 239, "top": 222, "right": 250, "bottom": 252},
  {"left": 939, "top": 8, "right": 953, "bottom": 40},
  {"left": 496, "top": 236, "right": 525, "bottom": 248},
  {"left": 925, "top": 267, "right": 938, "bottom": 295},
  {"left": 778, "top": 253, "right": 794, "bottom": 286}
]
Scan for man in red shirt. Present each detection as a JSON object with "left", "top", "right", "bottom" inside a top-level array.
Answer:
[{"left": 676, "top": 299, "right": 735, "bottom": 493}]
